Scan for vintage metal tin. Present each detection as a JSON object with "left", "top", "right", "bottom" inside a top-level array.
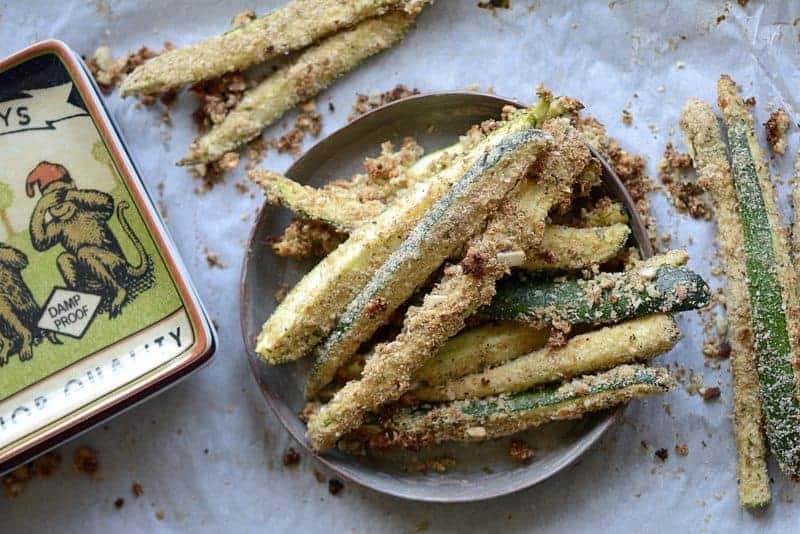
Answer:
[{"left": 0, "top": 40, "right": 216, "bottom": 473}]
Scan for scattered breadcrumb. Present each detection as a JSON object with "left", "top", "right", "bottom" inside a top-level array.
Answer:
[
  {"left": 328, "top": 478, "right": 344, "bottom": 495},
  {"left": 155, "top": 510, "right": 165, "bottom": 521},
  {"left": 764, "top": 108, "right": 790, "bottom": 156},
  {"left": 86, "top": 44, "right": 172, "bottom": 97},
  {"left": 508, "top": 439, "right": 535, "bottom": 462},
  {"left": 675, "top": 443, "right": 689, "bottom": 456},
  {"left": 655, "top": 448, "right": 669, "bottom": 461},
  {"left": 271, "top": 219, "right": 345, "bottom": 259},
  {"left": 701, "top": 386, "right": 721, "bottom": 401},
  {"left": 73, "top": 446, "right": 99, "bottom": 476},
  {"left": 658, "top": 142, "right": 710, "bottom": 220},
  {"left": 114, "top": 497, "right": 125, "bottom": 509},
  {"left": 231, "top": 9, "right": 256, "bottom": 28},
  {"left": 132, "top": 481, "right": 144, "bottom": 497},
  {"left": 349, "top": 84, "right": 420, "bottom": 121},
  {"left": 204, "top": 250, "right": 225, "bottom": 269},
  {"left": 1, "top": 452, "right": 61, "bottom": 498},
  {"left": 478, "top": 0, "right": 511, "bottom": 8},
  {"left": 282, "top": 447, "right": 301, "bottom": 467},
  {"left": 621, "top": 109, "right": 633, "bottom": 126},
  {"left": 415, "top": 456, "right": 456, "bottom": 474}
]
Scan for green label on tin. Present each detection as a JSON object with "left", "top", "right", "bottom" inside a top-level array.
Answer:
[{"left": 0, "top": 52, "right": 189, "bottom": 403}]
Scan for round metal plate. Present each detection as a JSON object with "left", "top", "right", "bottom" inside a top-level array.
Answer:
[{"left": 240, "top": 92, "right": 652, "bottom": 502}]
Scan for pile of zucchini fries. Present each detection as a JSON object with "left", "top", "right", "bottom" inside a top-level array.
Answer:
[
  {"left": 681, "top": 76, "right": 800, "bottom": 509},
  {"left": 249, "top": 92, "right": 710, "bottom": 458},
  {"left": 118, "top": 0, "right": 431, "bottom": 167}
]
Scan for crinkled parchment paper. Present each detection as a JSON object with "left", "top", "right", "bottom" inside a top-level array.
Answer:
[{"left": 1, "top": 1, "right": 800, "bottom": 532}]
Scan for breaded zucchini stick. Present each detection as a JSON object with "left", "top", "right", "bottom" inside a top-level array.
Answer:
[
  {"left": 120, "top": 0, "right": 427, "bottom": 96},
  {"left": 258, "top": 170, "right": 628, "bottom": 269},
  {"left": 681, "top": 97, "right": 770, "bottom": 508},
  {"left": 182, "top": 13, "right": 415, "bottom": 165},
  {"left": 304, "top": 127, "right": 552, "bottom": 398},
  {"left": 522, "top": 224, "right": 629, "bottom": 271},
  {"left": 414, "top": 322, "right": 549, "bottom": 386},
  {"left": 357, "top": 365, "right": 674, "bottom": 449},
  {"left": 483, "top": 250, "right": 709, "bottom": 325},
  {"left": 414, "top": 314, "right": 679, "bottom": 401},
  {"left": 252, "top": 104, "right": 549, "bottom": 365},
  {"left": 718, "top": 76, "right": 800, "bottom": 482},
  {"left": 306, "top": 120, "right": 590, "bottom": 451},
  {"left": 250, "top": 170, "right": 385, "bottom": 231}
]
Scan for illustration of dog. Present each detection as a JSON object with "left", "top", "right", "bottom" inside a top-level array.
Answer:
[
  {"left": 0, "top": 243, "right": 60, "bottom": 365},
  {"left": 27, "top": 161, "right": 152, "bottom": 318}
]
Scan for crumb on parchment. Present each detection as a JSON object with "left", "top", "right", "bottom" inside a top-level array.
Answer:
[
  {"left": 765, "top": 108, "right": 790, "bottom": 156},
  {"left": 675, "top": 443, "right": 689, "bottom": 456},
  {"left": 132, "top": 481, "right": 144, "bottom": 497},
  {"left": 1, "top": 452, "right": 61, "bottom": 498},
  {"left": 282, "top": 447, "right": 301, "bottom": 467},
  {"left": 654, "top": 448, "right": 669, "bottom": 461},
  {"left": 328, "top": 478, "right": 344, "bottom": 495},
  {"left": 657, "top": 142, "right": 711, "bottom": 220},
  {"left": 204, "top": 249, "right": 226, "bottom": 269},
  {"left": 349, "top": 84, "right": 420, "bottom": 121},
  {"left": 73, "top": 446, "right": 99, "bottom": 476}
]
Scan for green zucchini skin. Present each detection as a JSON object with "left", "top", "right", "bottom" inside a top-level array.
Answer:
[
  {"left": 305, "top": 128, "right": 551, "bottom": 398},
  {"left": 720, "top": 76, "right": 800, "bottom": 478},
  {"left": 482, "top": 264, "right": 709, "bottom": 326},
  {"left": 357, "top": 365, "right": 674, "bottom": 449}
]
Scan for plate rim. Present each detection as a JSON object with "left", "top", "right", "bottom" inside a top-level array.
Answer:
[{"left": 239, "top": 91, "right": 653, "bottom": 503}]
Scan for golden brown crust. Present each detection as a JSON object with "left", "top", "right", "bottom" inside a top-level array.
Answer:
[
  {"left": 121, "top": 0, "right": 427, "bottom": 95},
  {"left": 182, "top": 13, "right": 416, "bottom": 164},
  {"left": 306, "top": 121, "right": 590, "bottom": 451},
  {"left": 765, "top": 108, "right": 790, "bottom": 156},
  {"left": 680, "top": 96, "right": 770, "bottom": 508}
]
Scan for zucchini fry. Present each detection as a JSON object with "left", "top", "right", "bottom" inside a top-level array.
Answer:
[
  {"left": 181, "top": 13, "right": 416, "bottom": 165},
  {"left": 414, "top": 314, "right": 679, "bottom": 401},
  {"left": 580, "top": 198, "right": 629, "bottom": 226},
  {"left": 305, "top": 127, "right": 552, "bottom": 398},
  {"left": 718, "top": 75, "right": 800, "bottom": 482},
  {"left": 681, "top": 97, "right": 770, "bottom": 508},
  {"left": 306, "top": 120, "right": 590, "bottom": 451},
  {"left": 250, "top": 170, "right": 385, "bottom": 231},
  {"left": 252, "top": 106, "right": 550, "bottom": 365},
  {"left": 414, "top": 322, "right": 549, "bottom": 386},
  {"left": 521, "top": 224, "right": 629, "bottom": 271},
  {"left": 120, "top": 0, "right": 426, "bottom": 96},
  {"left": 258, "top": 169, "right": 628, "bottom": 270},
  {"left": 358, "top": 365, "right": 674, "bottom": 450},
  {"left": 483, "top": 250, "right": 709, "bottom": 326}
]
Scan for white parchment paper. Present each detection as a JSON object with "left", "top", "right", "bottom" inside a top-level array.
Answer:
[{"left": 2, "top": 1, "right": 800, "bottom": 532}]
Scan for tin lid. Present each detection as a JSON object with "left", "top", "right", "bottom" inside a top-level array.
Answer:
[{"left": 0, "top": 40, "right": 216, "bottom": 472}]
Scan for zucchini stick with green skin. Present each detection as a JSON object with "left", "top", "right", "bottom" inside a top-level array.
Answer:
[
  {"left": 120, "top": 0, "right": 428, "bottom": 96},
  {"left": 252, "top": 108, "right": 550, "bottom": 365},
  {"left": 306, "top": 120, "right": 590, "bottom": 451},
  {"left": 521, "top": 224, "right": 629, "bottom": 271},
  {"left": 718, "top": 75, "right": 800, "bottom": 481},
  {"left": 249, "top": 171, "right": 385, "bottom": 231},
  {"left": 181, "top": 13, "right": 416, "bottom": 165},
  {"left": 414, "top": 314, "right": 679, "bottom": 401},
  {"left": 304, "top": 127, "right": 552, "bottom": 399},
  {"left": 482, "top": 250, "right": 709, "bottom": 326},
  {"left": 414, "top": 322, "right": 549, "bottom": 386},
  {"left": 257, "top": 170, "right": 629, "bottom": 270},
  {"left": 354, "top": 365, "right": 674, "bottom": 450},
  {"left": 680, "top": 97, "right": 770, "bottom": 508}
]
